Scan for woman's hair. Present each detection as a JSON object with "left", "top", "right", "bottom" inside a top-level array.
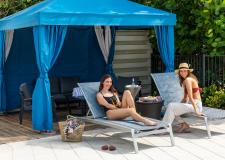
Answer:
[
  {"left": 99, "top": 74, "right": 117, "bottom": 93},
  {"left": 178, "top": 71, "right": 199, "bottom": 87}
]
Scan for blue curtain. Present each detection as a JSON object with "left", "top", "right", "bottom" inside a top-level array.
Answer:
[
  {"left": 105, "top": 27, "right": 117, "bottom": 84},
  {"left": 154, "top": 26, "right": 175, "bottom": 72},
  {"left": 0, "top": 31, "right": 6, "bottom": 112},
  {"left": 4, "top": 27, "right": 105, "bottom": 109},
  {"left": 32, "top": 25, "right": 67, "bottom": 131}
]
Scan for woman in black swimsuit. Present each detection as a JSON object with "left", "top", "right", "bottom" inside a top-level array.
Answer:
[{"left": 96, "top": 74, "right": 156, "bottom": 126}]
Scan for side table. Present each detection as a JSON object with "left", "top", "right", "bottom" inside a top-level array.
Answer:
[{"left": 135, "top": 100, "right": 163, "bottom": 120}]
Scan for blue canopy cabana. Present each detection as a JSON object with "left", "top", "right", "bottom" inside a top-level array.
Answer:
[{"left": 0, "top": 0, "right": 176, "bottom": 131}]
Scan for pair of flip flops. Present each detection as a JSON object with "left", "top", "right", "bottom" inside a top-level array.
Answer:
[{"left": 101, "top": 145, "right": 116, "bottom": 151}]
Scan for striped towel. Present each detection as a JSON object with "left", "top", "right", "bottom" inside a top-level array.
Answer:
[{"left": 72, "top": 87, "right": 84, "bottom": 97}]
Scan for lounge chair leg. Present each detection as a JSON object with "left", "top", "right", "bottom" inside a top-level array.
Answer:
[
  {"left": 204, "top": 116, "right": 211, "bottom": 138},
  {"left": 86, "top": 109, "right": 91, "bottom": 116},
  {"left": 131, "top": 129, "right": 139, "bottom": 153},
  {"left": 168, "top": 124, "right": 175, "bottom": 146},
  {"left": 19, "top": 106, "right": 24, "bottom": 125},
  {"left": 52, "top": 101, "right": 58, "bottom": 122}
]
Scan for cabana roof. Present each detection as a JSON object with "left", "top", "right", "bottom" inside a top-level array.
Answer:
[{"left": 0, "top": 0, "right": 176, "bottom": 30}]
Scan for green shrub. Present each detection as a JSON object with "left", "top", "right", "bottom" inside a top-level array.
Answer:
[
  {"left": 202, "top": 83, "right": 225, "bottom": 109},
  {"left": 0, "top": 0, "right": 42, "bottom": 18},
  {"left": 132, "top": 0, "right": 225, "bottom": 56}
]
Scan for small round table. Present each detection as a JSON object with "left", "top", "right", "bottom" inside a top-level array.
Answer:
[{"left": 135, "top": 100, "right": 163, "bottom": 120}]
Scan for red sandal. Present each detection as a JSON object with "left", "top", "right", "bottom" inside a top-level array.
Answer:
[
  {"left": 101, "top": 145, "right": 109, "bottom": 150},
  {"left": 109, "top": 145, "right": 116, "bottom": 151}
]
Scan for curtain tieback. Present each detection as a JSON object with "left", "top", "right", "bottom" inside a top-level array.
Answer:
[
  {"left": 106, "top": 64, "right": 112, "bottom": 68},
  {"left": 39, "top": 72, "right": 48, "bottom": 79},
  {"left": 106, "top": 64, "right": 112, "bottom": 73}
]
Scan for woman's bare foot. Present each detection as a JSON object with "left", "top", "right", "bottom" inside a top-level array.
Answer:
[
  {"left": 143, "top": 119, "right": 157, "bottom": 126},
  {"left": 176, "top": 122, "right": 190, "bottom": 133}
]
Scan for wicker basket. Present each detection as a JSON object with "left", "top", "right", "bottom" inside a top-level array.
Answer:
[{"left": 58, "top": 115, "right": 85, "bottom": 142}]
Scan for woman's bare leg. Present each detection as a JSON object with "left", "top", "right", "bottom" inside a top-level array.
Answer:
[
  {"left": 106, "top": 108, "right": 156, "bottom": 126},
  {"left": 121, "top": 90, "right": 136, "bottom": 110},
  {"left": 121, "top": 93, "right": 128, "bottom": 108}
]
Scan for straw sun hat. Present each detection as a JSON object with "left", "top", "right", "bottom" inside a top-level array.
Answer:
[{"left": 175, "top": 63, "right": 194, "bottom": 74}]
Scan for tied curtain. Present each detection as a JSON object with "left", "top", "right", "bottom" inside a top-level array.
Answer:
[
  {"left": 5, "top": 30, "right": 14, "bottom": 61},
  {"left": 94, "top": 26, "right": 111, "bottom": 63},
  {"left": 155, "top": 26, "right": 175, "bottom": 72},
  {"left": 94, "top": 26, "right": 116, "bottom": 81},
  {"left": 32, "top": 25, "right": 67, "bottom": 131},
  {"left": 106, "top": 27, "right": 116, "bottom": 78},
  {"left": 0, "top": 30, "right": 14, "bottom": 112}
]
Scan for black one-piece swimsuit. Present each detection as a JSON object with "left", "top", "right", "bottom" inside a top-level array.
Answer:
[{"left": 100, "top": 92, "right": 117, "bottom": 112}]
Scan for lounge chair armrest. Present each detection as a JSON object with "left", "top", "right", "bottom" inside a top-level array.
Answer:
[{"left": 188, "top": 113, "right": 206, "bottom": 118}]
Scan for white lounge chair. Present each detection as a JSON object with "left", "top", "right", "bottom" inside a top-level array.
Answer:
[
  {"left": 78, "top": 82, "right": 175, "bottom": 153},
  {"left": 151, "top": 72, "right": 211, "bottom": 138}
]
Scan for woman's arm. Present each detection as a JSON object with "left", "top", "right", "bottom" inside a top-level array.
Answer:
[
  {"left": 96, "top": 93, "right": 118, "bottom": 110},
  {"left": 181, "top": 87, "right": 188, "bottom": 103},
  {"left": 184, "top": 78, "right": 199, "bottom": 113}
]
